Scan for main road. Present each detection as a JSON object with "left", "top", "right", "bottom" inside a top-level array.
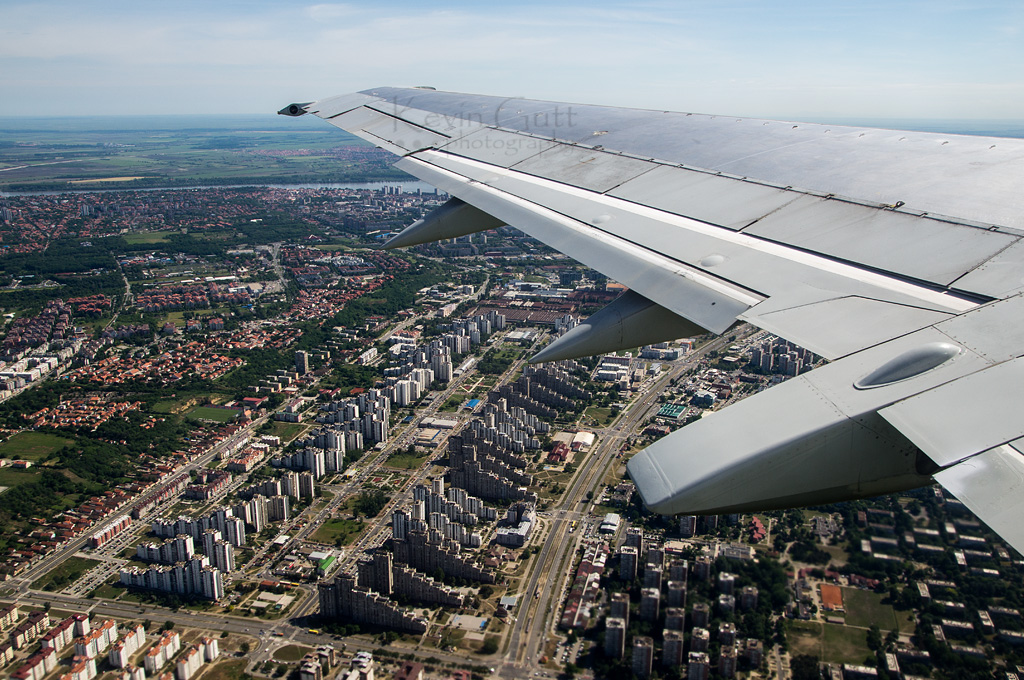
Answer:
[{"left": 500, "top": 327, "right": 758, "bottom": 677}]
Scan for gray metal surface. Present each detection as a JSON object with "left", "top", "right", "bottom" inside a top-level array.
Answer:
[
  {"left": 396, "top": 155, "right": 757, "bottom": 334},
  {"left": 744, "top": 296, "right": 953, "bottom": 359},
  {"left": 308, "top": 92, "right": 381, "bottom": 118},
  {"left": 406, "top": 148, "right": 971, "bottom": 360},
  {"left": 301, "top": 88, "right": 1024, "bottom": 303},
  {"left": 609, "top": 164, "right": 804, "bottom": 231},
  {"left": 509, "top": 145, "right": 654, "bottom": 193},
  {"left": 745, "top": 195, "right": 1016, "bottom": 288},
  {"left": 935, "top": 443, "right": 1024, "bottom": 556},
  {"left": 879, "top": 357, "right": 1024, "bottom": 467},
  {"left": 439, "top": 128, "right": 557, "bottom": 168},
  {"left": 951, "top": 240, "right": 1024, "bottom": 298},
  {"left": 357, "top": 87, "right": 1024, "bottom": 230},
  {"left": 325, "top": 106, "right": 449, "bottom": 155},
  {"left": 936, "top": 294, "right": 1024, "bottom": 363},
  {"left": 627, "top": 374, "right": 929, "bottom": 515}
]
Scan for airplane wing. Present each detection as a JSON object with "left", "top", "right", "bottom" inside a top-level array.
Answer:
[{"left": 281, "top": 88, "right": 1024, "bottom": 554}]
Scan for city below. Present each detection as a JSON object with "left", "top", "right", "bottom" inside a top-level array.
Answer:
[{"left": 0, "top": 139, "right": 1020, "bottom": 680}]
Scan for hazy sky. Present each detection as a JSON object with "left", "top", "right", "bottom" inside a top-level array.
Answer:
[{"left": 2, "top": 0, "right": 1022, "bottom": 120}]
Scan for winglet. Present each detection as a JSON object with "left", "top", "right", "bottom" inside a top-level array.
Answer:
[{"left": 278, "top": 102, "right": 312, "bottom": 117}]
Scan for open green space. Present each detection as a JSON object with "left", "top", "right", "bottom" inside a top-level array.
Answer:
[
  {"left": 123, "top": 230, "right": 174, "bottom": 244},
  {"left": 583, "top": 405, "right": 614, "bottom": 425},
  {"left": 32, "top": 556, "right": 101, "bottom": 592},
  {"left": 385, "top": 449, "right": 430, "bottom": 470},
  {"left": 273, "top": 644, "right": 312, "bottom": 662},
  {"left": 842, "top": 587, "right": 899, "bottom": 630},
  {"left": 151, "top": 400, "right": 182, "bottom": 414},
  {"left": 0, "top": 466, "right": 43, "bottom": 489},
  {"left": 310, "top": 518, "right": 365, "bottom": 546},
  {"left": 188, "top": 405, "right": 240, "bottom": 422},
  {"left": 91, "top": 582, "right": 124, "bottom": 600},
  {"left": 271, "top": 421, "right": 306, "bottom": 443},
  {"left": 195, "top": 659, "right": 249, "bottom": 680},
  {"left": 0, "top": 431, "right": 72, "bottom": 462},
  {"left": 788, "top": 620, "right": 871, "bottom": 665}
]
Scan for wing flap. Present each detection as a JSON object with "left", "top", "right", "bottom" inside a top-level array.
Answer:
[
  {"left": 746, "top": 195, "right": 1017, "bottom": 288},
  {"left": 440, "top": 128, "right": 557, "bottom": 167},
  {"left": 879, "top": 356, "right": 1024, "bottom": 468},
  {"left": 742, "top": 296, "right": 954, "bottom": 360},
  {"left": 934, "top": 442, "right": 1024, "bottom": 556},
  {"left": 509, "top": 144, "right": 654, "bottom": 193},
  {"left": 608, "top": 163, "right": 805, "bottom": 231}
]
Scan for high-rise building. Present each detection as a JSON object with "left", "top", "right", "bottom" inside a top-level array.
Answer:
[
  {"left": 269, "top": 495, "right": 291, "bottom": 521},
  {"left": 692, "top": 602, "right": 710, "bottom": 628},
  {"left": 691, "top": 627, "right": 710, "bottom": 653},
  {"left": 662, "top": 630, "right": 685, "bottom": 668},
  {"left": 223, "top": 516, "right": 246, "bottom": 547},
  {"left": 644, "top": 564, "right": 663, "bottom": 590},
  {"left": 664, "top": 607, "right": 685, "bottom": 631},
  {"left": 609, "top": 592, "right": 630, "bottom": 623},
  {"left": 212, "top": 540, "right": 235, "bottom": 573},
  {"left": 667, "top": 581, "right": 687, "bottom": 608},
  {"left": 604, "top": 618, "right": 626, "bottom": 659},
  {"left": 718, "top": 645, "right": 738, "bottom": 678},
  {"left": 740, "top": 586, "right": 759, "bottom": 611},
  {"left": 640, "top": 588, "right": 660, "bottom": 621},
  {"left": 298, "top": 471, "right": 316, "bottom": 498},
  {"left": 688, "top": 652, "right": 710, "bottom": 680},
  {"left": 632, "top": 637, "right": 654, "bottom": 679},
  {"left": 718, "top": 572, "right": 736, "bottom": 594},
  {"left": 619, "top": 546, "right": 638, "bottom": 581},
  {"left": 296, "top": 350, "right": 310, "bottom": 375}
]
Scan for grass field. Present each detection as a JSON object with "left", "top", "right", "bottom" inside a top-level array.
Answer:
[
  {"left": 583, "top": 406, "right": 614, "bottom": 425},
  {"left": 310, "top": 518, "right": 365, "bottom": 546},
  {"left": 151, "top": 400, "right": 181, "bottom": 414},
  {"left": 0, "top": 466, "right": 43, "bottom": 489},
  {"left": 273, "top": 644, "right": 312, "bottom": 662},
  {"left": 385, "top": 449, "right": 430, "bottom": 470},
  {"left": 272, "top": 421, "right": 306, "bottom": 443},
  {"left": 32, "top": 556, "right": 101, "bottom": 592},
  {"left": 788, "top": 620, "right": 872, "bottom": 665},
  {"left": 122, "top": 231, "right": 174, "bottom": 244},
  {"left": 0, "top": 431, "right": 72, "bottom": 461},
  {"left": 196, "top": 659, "right": 249, "bottom": 680},
  {"left": 91, "top": 582, "right": 123, "bottom": 600},
  {"left": 843, "top": 588, "right": 899, "bottom": 630},
  {"left": 188, "top": 406, "right": 240, "bottom": 422}
]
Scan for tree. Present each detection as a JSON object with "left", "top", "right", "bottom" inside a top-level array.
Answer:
[
  {"left": 866, "top": 624, "right": 882, "bottom": 652},
  {"left": 790, "top": 655, "right": 821, "bottom": 680},
  {"left": 481, "top": 637, "right": 499, "bottom": 654},
  {"left": 163, "top": 620, "right": 175, "bottom": 631}
]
